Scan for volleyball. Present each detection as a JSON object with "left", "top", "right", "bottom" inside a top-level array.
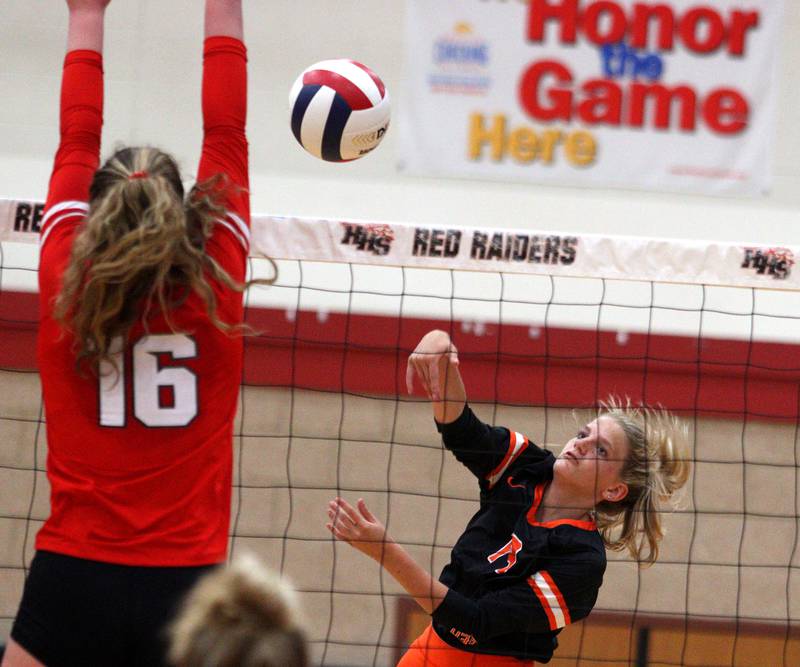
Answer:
[{"left": 289, "top": 59, "right": 390, "bottom": 162}]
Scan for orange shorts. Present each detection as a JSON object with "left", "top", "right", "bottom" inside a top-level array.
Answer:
[{"left": 397, "top": 624, "right": 535, "bottom": 667}]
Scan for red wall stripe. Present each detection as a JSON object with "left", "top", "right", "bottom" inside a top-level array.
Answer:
[{"left": 2, "top": 290, "right": 798, "bottom": 421}]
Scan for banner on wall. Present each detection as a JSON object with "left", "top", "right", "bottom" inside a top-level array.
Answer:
[{"left": 397, "top": 0, "right": 783, "bottom": 196}]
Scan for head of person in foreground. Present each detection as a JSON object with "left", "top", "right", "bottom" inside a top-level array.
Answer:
[
  {"left": 168, "top": 553, "right": 309, "bottom": 667},
  {"left": 556, "top": 397, "right": 691, "bottom": 565}
]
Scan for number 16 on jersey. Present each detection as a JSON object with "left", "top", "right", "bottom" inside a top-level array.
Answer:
[{"left": 99, "top": 334, "right": 199, "bottom": 428}]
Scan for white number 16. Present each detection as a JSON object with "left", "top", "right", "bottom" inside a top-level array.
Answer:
[{"left": 99, "top": 334, "right": 199, "bottom": 428}]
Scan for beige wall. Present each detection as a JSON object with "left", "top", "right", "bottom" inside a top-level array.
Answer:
[{"left": 2, "top": 372, "right": 798, "bottom": 665}]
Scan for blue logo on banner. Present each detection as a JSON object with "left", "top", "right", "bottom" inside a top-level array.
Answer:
[{"left": 428, "top": 22, "right": 491, "bottom": 95}]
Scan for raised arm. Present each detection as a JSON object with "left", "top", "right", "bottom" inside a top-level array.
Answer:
[
  {"left": 406, "top": 329, "right": 466, "bottom": 423},
  {"left": 197, "top": 0, "right": 250, "bottom": 272},
  {"left": 48, "top": 0, "right": 108, "bottom": 200},
  {"left": 66, "top": 0, "right": 110, "bottom": 52},
  {"left": 407, "top": 330, "right": 549, "bottom": 487},
  {"left": 41, "top": 0, "right": 108, "bottom": 257},
  {"left": 205, "top": 0, "right": 244, "bottom": 39}
]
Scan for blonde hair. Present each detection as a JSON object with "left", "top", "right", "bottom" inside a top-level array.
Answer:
[
  {"left": 592, "top": 397, "right": 691, "bottom": 567},
  {"left": 54, "top": 146, "right": 257, "bottom": 374},
  {"left": 169, "top": 553, "right": 308, "bottom": 667}
]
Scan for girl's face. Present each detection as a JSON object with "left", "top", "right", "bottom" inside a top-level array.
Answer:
[{"left": 555, "top": 416, "right": 630, "bottom": 504}]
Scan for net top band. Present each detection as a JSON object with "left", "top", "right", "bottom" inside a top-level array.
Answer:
[{"left": 2, "top": 198, "right": 797, "bottom": 291}]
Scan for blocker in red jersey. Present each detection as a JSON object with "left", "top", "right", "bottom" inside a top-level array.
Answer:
[{"left": 289, "top": 59, "right": 390, "bottom": 162}]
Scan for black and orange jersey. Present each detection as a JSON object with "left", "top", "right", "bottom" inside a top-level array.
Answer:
[{"left": 430, "top": 405, "right": 606, "bottom": 663}]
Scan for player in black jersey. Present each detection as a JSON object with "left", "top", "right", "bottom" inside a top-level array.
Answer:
[{"left": 327, "top": 329, "right": 690, "bottom": 665}]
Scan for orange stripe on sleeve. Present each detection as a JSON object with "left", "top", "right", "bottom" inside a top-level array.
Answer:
[
  {"left": 485, "top": 432, "right": 529, "bottom": 489},
  {"left": 540, "top": 571, "right": 571, "bottom": 626},
  {"left": 528, "top": 575, "right": 559, "bottom": 631}
]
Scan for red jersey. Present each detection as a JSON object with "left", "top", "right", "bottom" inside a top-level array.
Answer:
[{"left": 35, "top": 37, "right": 251, "bottom": 566}]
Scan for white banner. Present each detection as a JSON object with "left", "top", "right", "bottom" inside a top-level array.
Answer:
[
  {"left": 1, "top": 199, "right": 797, "bottom": 291},
  {"left": 398, "top": 0, "right": 782, "bottom": 196}
]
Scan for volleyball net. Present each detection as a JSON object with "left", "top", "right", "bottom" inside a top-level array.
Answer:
[{"left": 1, "top": 198, "right": 799, "bottom": 666}]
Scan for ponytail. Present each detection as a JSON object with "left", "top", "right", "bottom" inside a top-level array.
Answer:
[
  {"left": 593, "top": 397, "right": 691, "bottom": 566},
  {"left": 54, "top": 146, "right": 260, "bottom": 374}
]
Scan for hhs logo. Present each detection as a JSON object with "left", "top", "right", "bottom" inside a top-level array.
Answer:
[
  {"left": 340, "top": 223, "right": 394, "bottom": 256},
  {"left": 741, "top": 247, "right": 794, "bottom": 280}
]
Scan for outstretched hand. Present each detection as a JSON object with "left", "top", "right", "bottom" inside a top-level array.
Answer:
[
  {"left": 406, "top": 329, "right": 459, "bottom": 401},
  {"left": 326, "top": 497, "right": 391, "bottom": 562}
]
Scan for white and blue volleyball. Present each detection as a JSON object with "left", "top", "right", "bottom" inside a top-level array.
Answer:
[{"left": 289, "top": 59, "right": 390, "bottom": 162}]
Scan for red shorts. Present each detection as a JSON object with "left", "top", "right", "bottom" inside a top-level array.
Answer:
[{"left": 397, "top": 624, "right": 535, "bottom": 667}]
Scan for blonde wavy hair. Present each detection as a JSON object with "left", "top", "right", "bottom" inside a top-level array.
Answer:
[
  {"left": 591, "top": 397, "right": 691, "bottom": 567},
  {"left": 54, "top": 146, "right": 262, "bottom": 373},
  {"left": 168, "top": 553, "right": 308, "bottom": 667}
]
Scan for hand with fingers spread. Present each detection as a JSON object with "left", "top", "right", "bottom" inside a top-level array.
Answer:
[
  {"left": 325, "top": 497, "right": 448, "bottom": 615},
  {"left": 326, "top": 497, "right": 392, "bottom": 562}
]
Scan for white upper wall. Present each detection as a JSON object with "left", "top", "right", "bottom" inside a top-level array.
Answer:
[{"left": 1, "top": 0, "right": 799, "bottom": 245}]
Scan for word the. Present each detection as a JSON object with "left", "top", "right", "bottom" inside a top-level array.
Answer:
[{"left": 600, "top": 42, "right": 663, "bottom": 81}]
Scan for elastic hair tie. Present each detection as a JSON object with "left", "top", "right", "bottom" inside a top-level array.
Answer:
[{"left": 129, "top": 170, "right": 149, "bottom": 180}]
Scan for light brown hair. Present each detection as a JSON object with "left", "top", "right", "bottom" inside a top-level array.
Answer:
[
  {"left": 592, "top": 397, "right": 691, "bottom": 566},
  {"left": 169, "top": 553, "right": 308, "bottom": 667},
  {"left": 53, "top": 146, "right": 256, "bottom": 374}
]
